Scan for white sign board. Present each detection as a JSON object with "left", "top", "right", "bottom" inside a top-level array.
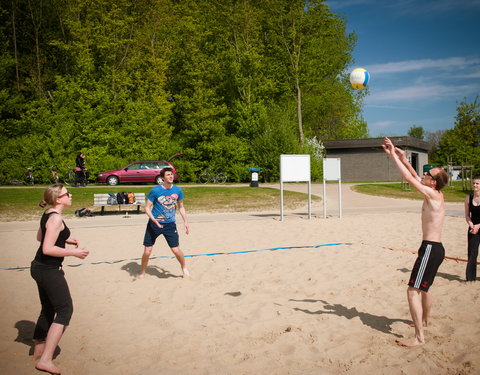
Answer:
[
  {"left": 280, "top": 154, "right": 310, "bottom": 182},
  {"left": 279, "top": 154, "right": 311, "bottom": 220},
  {"left": 323, "top": 158, "right": 342, "bottom": 218},
  {"left": 323, "top": 158, "right": 341, "bottom": 181}
]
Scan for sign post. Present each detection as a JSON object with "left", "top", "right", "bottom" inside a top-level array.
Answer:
[
  {"left": 323, "top": 158, "right": 342, "bottom": 218},
  {"left": 280, "top": 155, "right": 311, "bottom": 221}
]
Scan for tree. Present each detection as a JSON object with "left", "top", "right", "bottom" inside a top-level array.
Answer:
[
  {"left": 408, "top": 125, "right": 425, "bottom": 140},
  {"left": 433, "top": 97, "right": 480, "bottom": 168},
  {"left": 263, "top": 0, "right": 356, "bottom": 144}
]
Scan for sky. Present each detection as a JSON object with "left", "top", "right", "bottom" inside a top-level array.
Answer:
[{"left": 325, "top": 0, "right": 480, "bottom": 138}]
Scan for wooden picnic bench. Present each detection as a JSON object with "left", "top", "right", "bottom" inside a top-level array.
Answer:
[{"left": 93, "top": 193, "right": 146, "bottom": 215}]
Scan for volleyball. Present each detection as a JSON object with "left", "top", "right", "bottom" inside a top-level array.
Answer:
[{"left": 350, "top": 68, "right": 370, "bottom": 89}]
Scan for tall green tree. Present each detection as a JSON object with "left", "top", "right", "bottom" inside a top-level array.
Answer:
[{"left": 433, "top": 98, "right": 480, "bottom": 168}]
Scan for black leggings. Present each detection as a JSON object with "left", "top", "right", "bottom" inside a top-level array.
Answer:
[
  {"left": 30, "top": 262, "right": 73, "bottom": 341},
  {"left": 467, "top": 231, "right": 479, "bottom": 281}
]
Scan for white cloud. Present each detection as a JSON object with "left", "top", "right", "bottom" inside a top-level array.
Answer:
[
  {"left": 367, "top": 83, "right": 478, "bottom": 102},
  {"left": 370, "top": 120, "right": 395, "bottom": 128},
  {"left": 367, "top": 57, "right": 480, "bottom": 75},
  {"left": 327, "top": 0, "right": 480, "bottom": 13}
]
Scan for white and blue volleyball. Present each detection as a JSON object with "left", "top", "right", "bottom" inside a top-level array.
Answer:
[{"left": 350, "top": 68, "right": 370, "bottom": 89}]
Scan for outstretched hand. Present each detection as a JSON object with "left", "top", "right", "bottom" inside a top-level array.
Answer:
[{"left": 382, "top": 137, "right": 395, "bottom": 155}]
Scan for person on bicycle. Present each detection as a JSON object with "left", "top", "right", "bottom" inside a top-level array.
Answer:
[{"left": 75, "top": 153, "right": 86, "bottom": 187}]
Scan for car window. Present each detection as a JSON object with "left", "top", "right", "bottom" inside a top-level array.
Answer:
[
  {"left": 141, "top": 162, "right": 156, "bottom": 169},
  {"left": 128, "top": 163, "right": 142, "bottom": 170},
  {"left": 155, "top": 162, "right": 169, "bottom": 169}
]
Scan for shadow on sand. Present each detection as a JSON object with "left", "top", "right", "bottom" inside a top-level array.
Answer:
[
  {"left": 14, "top": 320, "right": 61, "bottom": 358},
  {"left": 121, "top": 261, "right": 181, "bottom": 279},
  {"left": 290, "top": 299, "right": 409, "bottom": 338}
]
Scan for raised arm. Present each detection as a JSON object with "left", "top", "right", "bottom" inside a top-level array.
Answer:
[
  {"left": 394, "top": 146, "right": 421, "bottom": 182},
  {"left": 382, "top": 137, "right": 435, "bottom": 199}
]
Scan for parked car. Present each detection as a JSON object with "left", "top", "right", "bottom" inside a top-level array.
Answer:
[{"left": 97, "top": 161, "right": 178, "bottom": 185}]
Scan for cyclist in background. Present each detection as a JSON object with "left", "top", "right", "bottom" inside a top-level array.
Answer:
[{"left": 75, "top": 153, "right": 86, "bottom": 187}]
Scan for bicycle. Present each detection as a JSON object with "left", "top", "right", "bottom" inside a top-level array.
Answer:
[
  {"left": 49, "top": 166, "right": 60, "bottom": 184},
  {"left": 198, "top": 169, "right": 227, "bottom": 184},
  {"left": 25, "top": 167, "right": 35, "bottom": 185},
  {"left": 65, "top": 166, "right": 76, "bottom": 186}
]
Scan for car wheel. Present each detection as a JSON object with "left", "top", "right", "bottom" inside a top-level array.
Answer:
[
  {"left": 107, "top": 175, "right": 119, "bottom": 185},
  {"left": 155, "top": 175, "right": 163, "bottom": 185}
]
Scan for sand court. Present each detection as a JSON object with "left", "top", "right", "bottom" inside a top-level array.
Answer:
[{"left": 0, "top": 185, "right": 479, "bottom": 374}]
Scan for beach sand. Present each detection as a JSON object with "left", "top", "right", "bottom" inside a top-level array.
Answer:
[{"left": 0, "top": 184, "right": 479, "bottom": 374}]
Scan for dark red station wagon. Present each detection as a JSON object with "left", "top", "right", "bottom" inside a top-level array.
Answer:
[{"left": 97, "top": 160, "right": 178, "bottom": 185}]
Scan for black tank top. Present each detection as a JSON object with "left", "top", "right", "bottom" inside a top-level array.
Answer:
[
  {"left": 34, "top": 211, "right": 71, "bottom": 267},
  {"left": 469, "top": 195, "right": 480, "bottom": 225}
]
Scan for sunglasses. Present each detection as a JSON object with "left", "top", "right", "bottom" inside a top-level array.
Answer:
[
  {"left": 425, "top": 170, "right": 438, "bottom": 181},
  {"left": 58, "top": 192, "right": 72, "bottom": 198}
]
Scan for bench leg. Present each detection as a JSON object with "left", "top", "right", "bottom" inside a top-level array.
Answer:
[
  {"left": 137, "top": 205, "right": 140, "bottom": 214},
  {"left": 101, "top": 206, "right": 105, "bottom": 215}
]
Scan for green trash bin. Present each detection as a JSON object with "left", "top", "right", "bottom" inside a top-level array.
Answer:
[{"left": 423, "top": 164, "right": 436, "bottom": 173}]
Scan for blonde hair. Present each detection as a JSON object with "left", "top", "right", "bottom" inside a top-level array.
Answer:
[{"left": 39, "top": 184, "right": 65, "bottom": 208}]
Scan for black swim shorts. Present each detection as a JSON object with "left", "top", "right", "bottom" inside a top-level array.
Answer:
[{"left": 408, "top": 240, "right": 445, "bottom": 292}]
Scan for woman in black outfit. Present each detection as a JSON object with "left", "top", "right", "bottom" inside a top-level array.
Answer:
[
  {"left": 465, "top": 177, "right": 480, "bottom": 282},
  {"left": 75, "top": 153, "right": 86, "bottom": 187},
  {"left": 31, "top": 184, "right": 89, "bottom": 374}
]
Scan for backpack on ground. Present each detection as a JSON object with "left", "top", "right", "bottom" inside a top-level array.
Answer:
[
  {"left": 127, "top": 192, "right": 136, "bottom": 204},
  {"left": 75, "top": 208, "right": 88, "bottom": 217}
]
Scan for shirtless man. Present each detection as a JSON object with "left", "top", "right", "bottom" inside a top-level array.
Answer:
[{"left": 382, "top": 137, "right": 449, "bottom": 347}]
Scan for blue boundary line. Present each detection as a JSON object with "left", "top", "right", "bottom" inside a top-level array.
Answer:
[{"left": 0, "top": 242, "right": 350, "bottom": 271}]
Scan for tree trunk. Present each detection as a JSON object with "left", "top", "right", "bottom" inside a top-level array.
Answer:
[
  {"left": 11, "top": 0, "right": 20, "bottom": 91},
  {"left": 296, "top": 77, "right": 304, "bottom": 144}
]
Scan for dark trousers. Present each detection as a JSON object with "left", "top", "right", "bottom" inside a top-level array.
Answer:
[
  {"left": 30, "top": 262, "right": 73, "bottom": 341},
  {"left": 75, "top": 170, "right": 85, "bottom": 186},
  {"left": 467, "top": 231, "right": 479, "bottom": 281}
]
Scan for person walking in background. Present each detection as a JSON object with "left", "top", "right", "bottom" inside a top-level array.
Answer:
[
  {"left": 139, "top": 167, "right": 190, "bottom": 278},
  {"left": 382, "top": 137, "right": 449, "bottom": 347},
  {"left": 75, "top": 152, "right": 86, "bottom": 187},
  {"left": 31, "top": 184, "right": 89, "bottom": 374},
  {"left": 464, "top": 177, "right": 480, "bottom": 282}
]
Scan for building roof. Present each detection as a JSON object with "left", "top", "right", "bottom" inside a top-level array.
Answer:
[{"left": 323, "top": 137, "right": 431, "bottom": 152}]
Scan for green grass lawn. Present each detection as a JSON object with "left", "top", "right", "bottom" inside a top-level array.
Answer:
[
  {"left": 352, "top": 180, "right": 470, "bottom": 203},
  {"left": 0, "top": 185, "right": 320, "bottom": 221},
  {"left": 0, "top": 180, "right": 471, "bottom": 222}
]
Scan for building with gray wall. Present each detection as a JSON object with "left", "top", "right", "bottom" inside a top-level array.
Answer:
[{"left": 323, "top": 137, "right": 431, "bottom": 181}]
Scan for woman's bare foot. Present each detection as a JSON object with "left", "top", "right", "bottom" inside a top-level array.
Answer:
[
  {"left": 182, "top": 267, "right": 190, "bottom": 278},
  {"left": 33, "top": 341, "right": 45, "bottom": 361},
  {"left": 395, "top": 337, "right": 425, "bottom": 347},
  {"left": 407, "top": 320, "right": 428, "bottom": 328},
  {"left": 35, "top": 359, "right": 61, "bottom": 374}
]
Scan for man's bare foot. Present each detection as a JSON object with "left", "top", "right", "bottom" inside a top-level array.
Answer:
[
  {"left": 134, "top": 272, "right": 145, "bottom": 281},
  {"left": 33, "top": 342, "right": 45, "bottom": 360},
  {"left": 35, "top": 359, "right": 61, "bottom": 374},
  {"left": 182, "top": 267, "right": 190, "bottom": 278},
  {"left": 395, "top": 338, "right": 425, "bottom": 347}
]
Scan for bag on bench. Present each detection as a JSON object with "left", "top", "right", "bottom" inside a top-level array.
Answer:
[
  {"left": 116, "top": 192, "right": 127, "bottom": 204},
  {"left": 107, "top": 192, "right": 117, "bottom": 205},
  {"left": 127, "top": 192, "right": 136, "bottom": 204}
]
